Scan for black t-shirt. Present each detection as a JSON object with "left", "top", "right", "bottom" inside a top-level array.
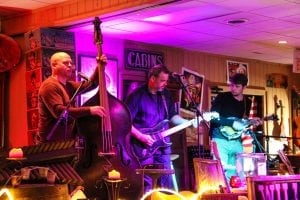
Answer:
[{"left": 210, "top": 92, "right": 251, "bottom": 138}]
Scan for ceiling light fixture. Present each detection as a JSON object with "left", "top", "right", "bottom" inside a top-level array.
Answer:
[
  {"left": 278, "top": 40, "right": 287, "bottom": 44},
  {"left": 227, "top": 18, "right": 248, "bottom": 25}
]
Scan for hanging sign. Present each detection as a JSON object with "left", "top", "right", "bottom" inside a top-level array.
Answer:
[{"left": 125, "top": 48, "right": 164, "bottom": 71}]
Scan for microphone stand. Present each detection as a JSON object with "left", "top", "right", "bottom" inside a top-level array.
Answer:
[
  {"left": 248, "top": 130, "right": 265, "bottom": 153},
  {"left": 46, "top": 81, "right": 86, "bottom": 141},
  {"left": 173, "top": 75, "right": 209, "bottom": 158}
]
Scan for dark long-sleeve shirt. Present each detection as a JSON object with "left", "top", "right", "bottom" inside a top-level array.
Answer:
[{"left": 38, "top": 73, "right": 98, "bottom": 142}]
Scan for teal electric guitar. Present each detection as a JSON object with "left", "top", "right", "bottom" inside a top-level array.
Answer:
[{"left": 219, "top": 114, "right": 277, "bottom": 140}]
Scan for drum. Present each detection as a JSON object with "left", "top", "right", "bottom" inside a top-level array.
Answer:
[{"left": 236, "top": 153, "right": 266, "bottom": 184}]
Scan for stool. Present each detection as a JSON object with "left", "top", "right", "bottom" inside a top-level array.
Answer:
[
  {"left": 135, "top": 168, "right": 174, "bottom": 194},
  {"left": 170, "top": 154, "right": 179, "bottom": 191}
]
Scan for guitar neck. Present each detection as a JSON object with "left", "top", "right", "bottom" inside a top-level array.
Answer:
[
  {"left": 158, "top": 111, "right": 218, "bottom": 139},
  {"left": 161, "top": 119, "right": 193, "bottom": 138}
]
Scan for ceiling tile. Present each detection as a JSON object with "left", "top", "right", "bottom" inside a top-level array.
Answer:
[
  {"left": 250, "top": 2, "right": 300, "bottom": 18},
  {"left": 2, "top": 0, "right": 299, "bottom": 64}
]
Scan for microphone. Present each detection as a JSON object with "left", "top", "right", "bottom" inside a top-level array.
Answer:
[{"left": 77, "top": 72, "right": 90, "bottom": 82}]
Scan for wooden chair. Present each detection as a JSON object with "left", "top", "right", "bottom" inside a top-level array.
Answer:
[{"left": 247, "top": 174, "right": 300, "bottom": 200}]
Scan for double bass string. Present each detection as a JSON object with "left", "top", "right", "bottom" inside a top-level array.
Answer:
[{"left": 94, "top": 17, "right": 114, "bottom": 156}]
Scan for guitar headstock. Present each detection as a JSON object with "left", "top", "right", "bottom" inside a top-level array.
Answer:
[
  {"left": 273, "top": 95, "right": 280, "bottom": 111},
  {"left": 279, "top": 100, "right": 283, "bottom": 108}
]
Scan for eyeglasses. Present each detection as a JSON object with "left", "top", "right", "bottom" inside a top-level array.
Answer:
[{"left": 62, "top": 61, "right": 74, "bottom": 66}]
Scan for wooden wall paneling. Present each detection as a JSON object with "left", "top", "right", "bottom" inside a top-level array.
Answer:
[
  {"left": 248, "top": 61, "right": 257, "bottom": 86},
  {"left": 202, "top": 54, "right": 211, "bottom": 77},
  {"left": 166, "top": 48, "right": 184, "bottom": 72},
  {"left": 258, "top": 61, "right": 267, "bottom": 86},
  {"left": 192, "top": 52, "right": 201, "bottom": 72},
  {"left": 208, "top": 55, "right": 221, "bottom": 83},
  {"left": 198, "top": 53, "right": 206, "bottom": 74},
  {"left": 182, "top": 51, "right": 189, "bottom": 69}
]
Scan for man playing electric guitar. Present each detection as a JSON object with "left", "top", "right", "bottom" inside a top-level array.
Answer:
[
  {"left": 125, "top": 65, "right": 199, "bottom": 193},
  {"left": 210, "top": 73, "right": 255, "bottom": 181}
]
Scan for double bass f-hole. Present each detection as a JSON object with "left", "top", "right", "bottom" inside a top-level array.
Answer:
[{"left": 94, "top": 17, "right": 115, "bottom": 157}]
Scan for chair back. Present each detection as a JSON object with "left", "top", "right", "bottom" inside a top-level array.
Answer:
[{"left": 247, "top": 174, "right": 300, "bottom": 200}]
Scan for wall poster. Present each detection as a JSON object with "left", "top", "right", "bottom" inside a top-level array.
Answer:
[
  {"left": 179, "top": 67, "right": 205, "bottom": 116},
  {"left": 226, "top": 60, "right": 249, "bottom": 85},
  {"left": 78, "top": 54, "right": 118, "bottom": 105}
]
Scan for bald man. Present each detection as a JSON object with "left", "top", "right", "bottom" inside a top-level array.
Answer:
[{"left": 38, "top": 52, "right": 107, "bottom": 143}]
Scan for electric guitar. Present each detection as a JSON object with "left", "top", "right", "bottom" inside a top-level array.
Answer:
[
  {"left": 279, "top": 99, "right": 285, "bottom": 137},
  {"left": 219, "top": 114, "right": 277, "bottom": 140},
  {"left": 272, "top": 95, "right": 281, "bottom": 138},
  {"left": 126, "top": 112, "right": 219, "bottom": 161}
]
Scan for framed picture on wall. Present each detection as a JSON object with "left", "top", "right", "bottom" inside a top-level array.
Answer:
[
  {"left": 266, "top": 73, "right": 288, "bottom": 88},
  {"left": 78, "top": 54, "right": 118, "bottom": 105},
  {"left": 180, "top": 67, "right": 205, "bottom": 116},
  {"left": 226, "top": 60, "right": 249, "bottom": 84}
]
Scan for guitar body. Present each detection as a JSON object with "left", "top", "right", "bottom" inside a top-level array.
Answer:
[
  {"left": 219, "top": 117, "right": 248, "bottom": 140},
  {"left": 126, "top": 120, "right": 172, "bottom": 161},
  {"left": 220, "top": 126, "right": 243, "bottom": 140},
  {"left": 219, "top": 115, "right": 274, "bottom": 140}
]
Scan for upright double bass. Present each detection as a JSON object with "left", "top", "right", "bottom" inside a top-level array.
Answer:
[{"left": 76, "top": 17, "right": 141, "bottom": 199}]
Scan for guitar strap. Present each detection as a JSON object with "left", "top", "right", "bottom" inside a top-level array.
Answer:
[
  {"left": 161, "top": 93, "right": 169, "bottom": 119},
  {"left": 243, "top": 96, "right": 247, "bottom": 118}
]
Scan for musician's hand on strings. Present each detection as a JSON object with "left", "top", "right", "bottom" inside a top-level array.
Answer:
[
  {"left": 232, "top": 120, "right": 245, "bottom": 131},
  {"left": 96, "top": 54, "right": 108, "bottom": 65},
  {"left": 90, "top": 106, "right": 106, "bottom": 117},
  {"left": 251, "top": 117, "right": 263, "bottom": 126},
  {"left": 140, "top": 134, "right": 155, "bottom": 146}
]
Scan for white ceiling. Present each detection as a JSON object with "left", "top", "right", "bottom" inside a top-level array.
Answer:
[{"left": 1, "top": 0, "right": 300, "bottom": 65}]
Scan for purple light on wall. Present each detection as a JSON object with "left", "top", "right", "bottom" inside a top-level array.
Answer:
[{"left": 74, "top": 32, "right": 120, "bottom": 103}]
